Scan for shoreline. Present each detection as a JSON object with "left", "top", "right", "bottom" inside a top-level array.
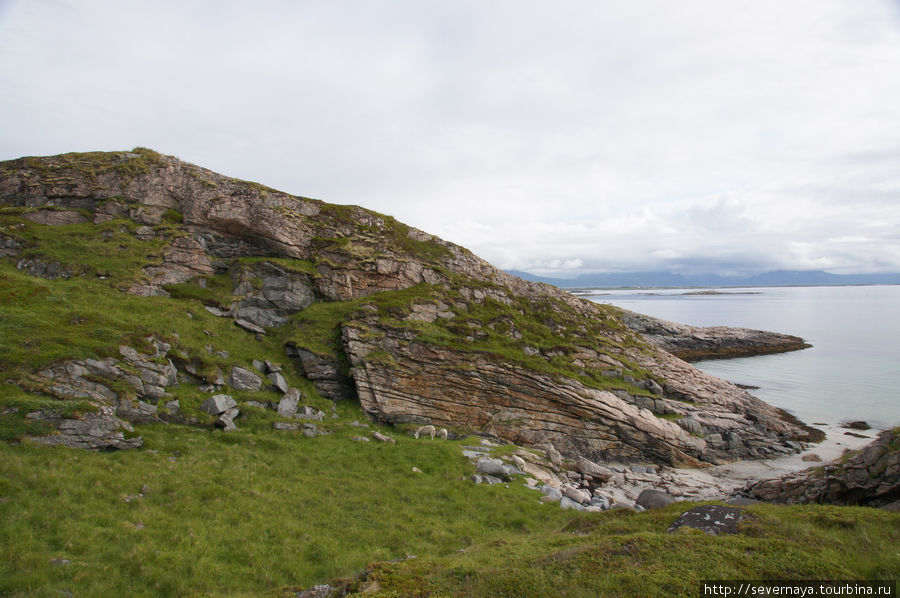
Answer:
[{"left": 596, "top": 424, "right": 876, "bottom": 507}]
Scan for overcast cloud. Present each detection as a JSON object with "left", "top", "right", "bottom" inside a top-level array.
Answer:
[{"left": 2, "top": 0, "right": 899, "bottom": 277}]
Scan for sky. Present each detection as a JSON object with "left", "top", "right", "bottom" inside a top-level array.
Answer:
[{"left": 1, "top": 1, "right": 899, "bottom": 278}]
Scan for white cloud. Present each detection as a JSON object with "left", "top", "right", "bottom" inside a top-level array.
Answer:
[{"left": 1, "top": 0, "right": 899, "bottom": 276}]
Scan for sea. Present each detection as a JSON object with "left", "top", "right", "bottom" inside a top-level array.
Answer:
[{"left": 585, "top": 285, "right": 900, "bottom": 430}]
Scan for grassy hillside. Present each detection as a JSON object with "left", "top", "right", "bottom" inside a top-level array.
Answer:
[
  {"left": 3, "top": 424, "right": 898, "bottom": 597},
  {"left": 2, "top": 155, "right": 899, "bottom": 597}
]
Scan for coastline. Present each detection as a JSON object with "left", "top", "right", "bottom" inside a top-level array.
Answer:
[{"left": 596, "top": 424, "right": 876, "bottom": 507}]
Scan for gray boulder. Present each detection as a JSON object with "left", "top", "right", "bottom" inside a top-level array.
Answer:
[
  {"left": 200, "top": 394, "right": 237, "bottom": 415},
  {"left": 230, "top": 367, "right": 262, "bottom": 391},
  {"left": 277, "top": 388, "right": 300, "bottom": 417},
  {"left": 562, "top": 486, "right": 591, "bottom": 505},
  {"left": 590, "top": 495, "right": 610, "bottom": 510},
  {"left": 294, "top": 405, "right": 324, "bottom": 421},
  {"left": 575, "top": 456, "right": 614, "bottom": 481},
  {"left": 475, "top": 457, "right": 519, "bottom": 479},
  {"left": 560, "top": 496, "right": 586, "bottom": 511},
  {"left": 268, "top": 372, "right": 289, "bottom": 393},
  {"left": 216, "top": 407, "right": 240, "bottom": 432},
  {"left": 636, "top": 488, "right": 675, "bottom": 510},
  {"left": 540, "top": 485, "right": 563, "bottom": 501}
]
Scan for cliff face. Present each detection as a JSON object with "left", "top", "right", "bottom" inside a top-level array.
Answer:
[{"left": 0, "top": 149, "right": 815, "bottom": 464}]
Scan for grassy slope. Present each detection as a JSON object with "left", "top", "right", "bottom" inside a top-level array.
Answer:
[
  {"left": 342, "top": 503, "right": 900, "bottom": 597},
  {"left": 3, "top": 426, "right": 898, "bottom": 597},
  {"left": 2, "top": 190, "right": 899, "bottom": 597}
]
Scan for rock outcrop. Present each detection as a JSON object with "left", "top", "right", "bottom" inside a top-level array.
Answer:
[
  {"left": 742, "top": 428, "right": 900, "bottom": 507},
  {"left": 0, "top": 149, "right": 817, "bottom": 463},
  {"left": 618, "top": 310, "right": 811, "bottom": 361}
]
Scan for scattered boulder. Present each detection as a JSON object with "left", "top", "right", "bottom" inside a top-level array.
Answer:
[
  {"left": 277, "top": 389, "right": 301, "bottom": 417},
  {"left": 268, "top": 372, "right": 289, "bottom": 393},
  {"left": 230, "top": 367, "right": 262, "bottom": 391},
  {"left": 801, "top": 453, "right": 823, "bottom": 462},
  {"left": 540, "top": 485, "right": 563, "bottom": 502},
  {"left": 636, "top": 488, "right": 676, "bottom": 510},
  {"left": 27, "top": 406, "right": 142, "bottom": 451},
  {"left": 667, "top": 505, "right": 744, "bottom": 535},
  {"left": 475, "top": 457, "right": 520, "bottom": 480},
  {"left": 234, "top": 318, "right": 266, "bottom": 335},
  {"left": 200, "top": 394, "right": 237, "bottom": 415},
  {"left": 372, "top": 431, "right": 396, "bottom": 443},
  {"left": 216, "top": 407, "right": 240, "bottom": 431},
  {"left": 560, "top": 496, "right": 586, "bottom": 511},
  {"left": 295, "top": 406, "right": 324, "bottom": 421},
  {"left": 575, "top": 456, "right": 614, "bottom": 482},
  {"left": 842, "top": 421, "right": 871, "bottom": 431},
  {"left": 475, "top": 458, "right": 508, "bottom": 478},
  {"left": 562, "top": 486, "right": 591, "bottom": 505}
]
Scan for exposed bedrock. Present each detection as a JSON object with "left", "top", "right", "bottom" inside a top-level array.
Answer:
[
  {"left": 1, "top": 150, "right": 818, "bottom": 463},
  {"left": 742, "top": 428, "right": 900, "bottom": 507},
  {"left": 618, "top": 309, "right": 811, "bottom": 361},
  {"left": 341, "top": 315, "right": 813, "bottom": 466}
]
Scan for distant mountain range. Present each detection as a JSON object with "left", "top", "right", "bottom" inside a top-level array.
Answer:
[{"left": 507, "top": 269, "right": 900, "bottom": 289}]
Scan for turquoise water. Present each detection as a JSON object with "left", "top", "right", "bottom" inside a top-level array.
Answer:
[{"left": 587, "top": 285, "right": 900, "bottom": 430}]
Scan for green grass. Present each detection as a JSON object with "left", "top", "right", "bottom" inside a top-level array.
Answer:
[
  {"left": 5, "top": 422, "right": 896, "bottom": 598},
  {"left": 4, "top": 155, "right": 898, "bottom": 596},
  {"left": 336, "top": 503, "right": 900, "bottom": 597},
  {"left": 0, "top": 421, "right": 575, "bottom": 597}
]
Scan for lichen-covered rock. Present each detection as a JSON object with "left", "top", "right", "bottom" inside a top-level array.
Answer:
[
  {"left": 27, "top": 406, "right": 142, "bottom": 450},
  {"left": 277, "top": 389, "right": 300, "bottom": 417},
  {"left": 667, "top": 505, "right": 744, "bottom": 535},
  {"left": 229, "top": 367, "right": 262, "bottom": 392}
]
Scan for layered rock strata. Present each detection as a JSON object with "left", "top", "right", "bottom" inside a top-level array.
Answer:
[
  {"left": 1, "top": 150, "right": 817, "bottom": 463},
  {"left": 618, "top": 310, "right": 811, "bottom": 361}
]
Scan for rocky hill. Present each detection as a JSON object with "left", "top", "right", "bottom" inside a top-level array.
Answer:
[{"left": 0, "top": 148, "right": 817, "bottom": 466}]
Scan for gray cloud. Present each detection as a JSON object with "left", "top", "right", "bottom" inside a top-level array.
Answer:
[{"left": 2, "top": 0, "right": 899, "bottom": 277}]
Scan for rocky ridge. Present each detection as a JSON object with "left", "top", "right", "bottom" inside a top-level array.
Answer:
[
  {"left": 617, "top": 310, "right": 811, "bottom": 361},
  {"left": 0, "top": 149, "right": 818, "bottom": 464}
]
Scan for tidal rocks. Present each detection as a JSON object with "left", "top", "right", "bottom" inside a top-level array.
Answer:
[
  {"left": 618, "top": 310, "right": 811, "bottom": 361},
  {"left": 743, "top": 428, "right": 900, "bottom": 507}
]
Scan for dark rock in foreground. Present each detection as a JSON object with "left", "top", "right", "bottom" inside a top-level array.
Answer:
[{"left": 668, "top": 505, "right": 744, "bottom": 535}]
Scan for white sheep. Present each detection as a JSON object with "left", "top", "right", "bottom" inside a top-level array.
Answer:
[
  {"left": 414, "top": 425, "right": 436, "bottom": 439},
  {"left": 437, "top": 428, "right": 448, "bottom": 440}
]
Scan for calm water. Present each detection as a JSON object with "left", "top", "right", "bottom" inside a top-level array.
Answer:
[{"left": 587, "top": 286, "right": 900, "bottom": 429}]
